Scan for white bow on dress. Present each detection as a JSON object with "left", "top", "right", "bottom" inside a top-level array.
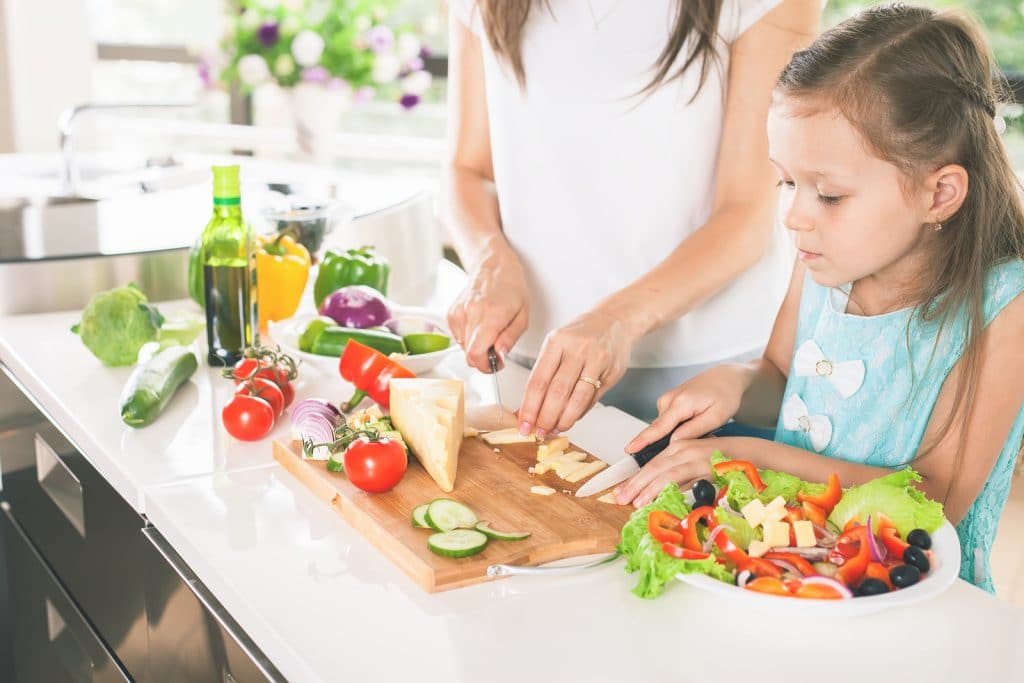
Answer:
[
  {"left": 782, "top": 393, "right": 832, "bottom": 452},
  {"left": 794, "top": 340, "right": 865, "bottom": 399}
]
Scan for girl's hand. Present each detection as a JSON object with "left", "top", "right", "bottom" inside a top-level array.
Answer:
[
  {"left": 516, "top": 308, "right": 635, "bottom": 438},
  {"left": 624, "top": 364, "right": 749, "bottom": 455},
  {"left": 615, "top": 438, "right": 721, "bottom": 507},
  {"left": 447, "top": 247, "right": 529, "bottom": 374}
]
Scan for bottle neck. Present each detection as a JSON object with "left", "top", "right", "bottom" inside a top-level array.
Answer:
[{"left": 212, "top": 196, "right": 242, "bottom": 218}]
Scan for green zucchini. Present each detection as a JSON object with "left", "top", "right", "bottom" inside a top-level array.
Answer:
[
  {"left": 298, "top": 316, "right": 336, "bottom": 352},
  {"left": 119, "top": 346, "right": 198, "bottom": 427},
  {"left": 310, "top": 326, "right": 406, "bottom": 357},
  {"left": 427, "top": 529, "right": 489, "bottom": 558}
]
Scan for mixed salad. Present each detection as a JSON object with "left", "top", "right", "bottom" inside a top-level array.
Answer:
[{"left": 619, "top": 452, "right": 945, "bottom": 600}]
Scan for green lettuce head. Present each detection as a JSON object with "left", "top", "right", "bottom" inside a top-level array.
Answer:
[
  {"left": 828, "top": 468, "right": 945, "bottom": 537},
  {"left": 72, "top": 284, "right": 165, "bottom": 367}
]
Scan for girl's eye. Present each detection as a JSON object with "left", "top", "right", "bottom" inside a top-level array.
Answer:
[{"left": 818, "top": 194, "right": 843, "bottom": 205}]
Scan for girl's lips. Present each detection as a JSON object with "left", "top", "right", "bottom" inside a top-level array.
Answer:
[{"left": 798, "top": 249, "right": 821, "bottom": 261}]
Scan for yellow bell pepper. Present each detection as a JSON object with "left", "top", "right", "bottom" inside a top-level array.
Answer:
[{"left": 256, "top": 233, "right": 311, "bottom": 329}]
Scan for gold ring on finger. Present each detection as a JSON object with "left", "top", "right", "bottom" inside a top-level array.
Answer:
[{"left": 578, "top": 375, "right": 602, "bottom": 390}]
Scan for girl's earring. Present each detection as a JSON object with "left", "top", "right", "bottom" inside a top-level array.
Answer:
[{"left": 933, "top": 221, "right": 943, "bottom": 232}]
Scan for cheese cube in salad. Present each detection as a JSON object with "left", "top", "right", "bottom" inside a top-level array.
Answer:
[
  {"left": 762, "top": 520, "right": 791, "bottom": 548},
  {"left": 740, "top": 499, "right": 768, "bottom": 527},
  {"left": 793, "top": 520, "right": 816, "bottom": 548}
]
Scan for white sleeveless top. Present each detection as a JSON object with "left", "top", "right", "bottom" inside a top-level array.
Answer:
[{"left": 451, "top": 0, "right": 793, "bottom": 367}]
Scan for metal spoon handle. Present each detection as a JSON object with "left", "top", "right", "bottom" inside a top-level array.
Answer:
[{"left": 486, "top": 552, "right": 621, "bottom": 577}]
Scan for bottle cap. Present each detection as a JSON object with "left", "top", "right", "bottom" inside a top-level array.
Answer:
[{"left": 212, "top": 165, "right": 241, "bottom": 204}]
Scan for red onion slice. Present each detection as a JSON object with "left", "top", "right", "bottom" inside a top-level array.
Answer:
[
  {"left": 866, "top": 515, "right": 886, "bottom": 563},
  {"left": 767, "top": 558, "right": 804, "bottom": 576},
  {"left": 812, "top": 523, "right": 838, "bottom": 548},
  {"left": 702, "top": 524, "right": 728, "bottom": 554}
]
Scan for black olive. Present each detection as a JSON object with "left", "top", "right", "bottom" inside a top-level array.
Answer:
[
  {"left": 857, "top": 578, "right": 890, "bottom": 597},
  {"left": 889, "top": 564, "right": 922, "bottom": 589},
  {"left": 907, "top": 528, "right": 932, "bottom": 550},
  {"left": 903, "top": 545, "right": 930, "bottom": 573},
  {"left": 692, "top": 479, "right": 716, "bottom": 508}
]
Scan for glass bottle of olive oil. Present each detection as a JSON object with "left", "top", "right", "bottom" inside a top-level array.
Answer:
[{"left": 200, "top": 165, "right": 258, "bottom": 367}]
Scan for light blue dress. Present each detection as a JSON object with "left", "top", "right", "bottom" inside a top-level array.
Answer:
[{"left": 773, "top": 260, "right": 1024, "bottom": 592}]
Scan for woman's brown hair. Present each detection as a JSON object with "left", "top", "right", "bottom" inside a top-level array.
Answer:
[
  {"left": 774, "top": 4, "right": 1024, "bottom": 501},
  {"left": 475, "top": 0, "right": 724, "bottom": 98}
]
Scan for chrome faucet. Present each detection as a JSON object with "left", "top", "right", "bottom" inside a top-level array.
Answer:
[{"left": 58, "top": 102, "right": 195, "bottom": 196}]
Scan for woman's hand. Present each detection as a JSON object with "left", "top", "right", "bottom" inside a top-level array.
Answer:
[
  {"left": 615, "top": 438, "right": 722, "bottom": 507},
  {"left": 624, "top": 364, "right": 751, "bottom": 455},
  {"left": 516, "top": 307, "right": 636, "bottom": 439},
  {"left": 447, "top": 244, "right": 529, "bottom": 373}
]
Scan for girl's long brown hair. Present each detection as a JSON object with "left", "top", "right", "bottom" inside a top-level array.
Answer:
[
  {"left": 475, "top": 0, "right": 724, "bottom": 98},
  {"left": 774, "top": 4, "right": 1024, "bottom": 502}
]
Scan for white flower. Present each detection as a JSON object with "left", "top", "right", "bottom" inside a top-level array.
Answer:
[
  {"left": 354, "top": 14, "right": 372, "bottom": 32},
  {"left": 396, "top": 34, "right": 421, "bottom": 62},
  {"left": 401, "top": 70, "right": 432, "bottom": 96},
  {"left": 291, "top": 30, "right": 325, "bottom": 67},
  {"left": 274, "top": 53, "right": 296, "bottom": 78},
  {"left": 238, "top": 54, "right": 270, "bottom": 86},
  {"left": 306, "top": 0, "right": 330, "bottom": 25},
  {"left": 372, "top": 53, "right": 401, "bottom": 84}
]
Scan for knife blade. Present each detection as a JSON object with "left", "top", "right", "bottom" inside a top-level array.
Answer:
[
  {"left": 487, "top": 347, "right": 503, "bottom": 422},
  {"left": 574, "top": 429, "right": 674, "bottom": 498}
]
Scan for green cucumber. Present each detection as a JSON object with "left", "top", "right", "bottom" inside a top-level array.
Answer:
[
  {"left": 326, "top": 451, "right": 344, "bottom": 473},
  {"left": 310, "top": 326, "right": 406, "bottom": 357},
  {"left": 298, "top": 316, "right": 336, "bottom": 352},
  {"left": 475, "top": 522, "right": 531, "bottom": 542},
  {"left": 411, "top": 504, "right": 430, "bottom": 528},
  {"left": 424, "top": 499, "right": 478, "bottom": 532},
  {"left": 427, "top": 529, "right": 489, "bottom": 558},
  {"left": 119, "top": 346, "right": 198, "bottom": 427}
]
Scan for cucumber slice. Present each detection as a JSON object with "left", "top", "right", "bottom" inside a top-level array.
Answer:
[
  {"left": 411, "top": 504, "right": 430, "bottom": 529},
  {"left": 424, "top": 499, "right": 478, "bottom": 532},
  {"left": 475, "top": 521, "right": 531, "bottom": 542},
  {"left": 427, "top": 529, "right": 489, "bottom": 558},
  {"left": 326, "top": 451, "right": 344, "bottom": 473}
]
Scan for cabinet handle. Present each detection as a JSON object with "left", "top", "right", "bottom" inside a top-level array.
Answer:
[
  {"left": 140, "top": 526, "right": 285, "bottom": 682},
  {"left": 35, "top": 432, "right": 85, "bottom": 537}
]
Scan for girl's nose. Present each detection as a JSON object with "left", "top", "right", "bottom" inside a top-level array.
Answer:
[{"left": 782, "top": 196, "right": 813, "bottom": 233}]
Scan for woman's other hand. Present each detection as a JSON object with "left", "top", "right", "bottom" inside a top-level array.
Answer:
[
  {"left": 447, "top": 242, "right": 529, "bottom": 373},
  {"left": 516, "top": 308, "right": 636, "bottom": 439}
]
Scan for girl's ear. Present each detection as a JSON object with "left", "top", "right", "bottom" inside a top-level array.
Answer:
[{"left": 925, "top": 164, "right": 969, "bottom": 223}]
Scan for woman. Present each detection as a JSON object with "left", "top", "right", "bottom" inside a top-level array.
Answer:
[{"left": 443, "top": 0, "right": 821, "bottom": 437}]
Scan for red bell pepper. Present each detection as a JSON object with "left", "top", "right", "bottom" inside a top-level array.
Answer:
[
  {"left": 679, "top": 506, "right": 716, "bottom": 552},
  {"left": 661, "top": 543, "right": 711, "bottom": 561},
  {"left": 797, "top": 473, "right": 842, "bottom": 514},
  {"left": 745, "top": 576, "right": 792, "bottom": 596},
  {"left": 801, "top": 500, "right": 828, "bottom": 528},
  {"left": 879, "top": 527, "right": 910, "bottom": 560},
  {"left": 712, "top": 460, "right": 766, "bottom": 492},
  {"left": 864, "top": 561, "right": 894, "bottom": 590},
  {"left": 648, "top": 511, "right": 684, "bottom": 545},
  {"left": 338, "top": 340, "right": 415, "bottom": 411},
  {"left": 714, "top": 484, "right": 729, "bottom": 505},
  {"left": 784, "top": 506, "right": 804, "bottom": 524},
  {"left": 835, "top": 526, "right": 871, "bottom": 586},
  {"left": 764, "top": 551, "right": 818, "bottom": 577},
  {"left": 740, "top": 557, "right": 785, "bottom": 579}
]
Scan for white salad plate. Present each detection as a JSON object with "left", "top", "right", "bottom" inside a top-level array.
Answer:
[
  {"left": 675, "top": 520, "right": 960, "bottom": 618},
  {"left": 266, "top": 307, "right": 458, "bottom": 376}
]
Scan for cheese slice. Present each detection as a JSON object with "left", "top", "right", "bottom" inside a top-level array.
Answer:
[
  {"left": 389, "top": 378, "right": 464, "bottom": 493},
  {"left": 564, "top": 460, "right": 607, "bottom": 483},
  {"left": 597, "top": 492, "right": 619, "bottom": 504},
  {"left": 482, "top": 428, "right": 536, "bottom": 445},
  {"left": 747, "top": 540, "right": 771, "bottom": 558},
  {"left": 531, "top": 485, "right": 556, "bottom": 496},
  {"left": 762, "top": 521, "right": 791, "bottom": 548},
  {"left": 740, "top": 499, "right": 768, "bottom": 528},
  {"left": 537, "top": 437, "right": 570, "bottom": 460},
  {"left": 793, "top": 520, "right": 816, "bottom": 548}
]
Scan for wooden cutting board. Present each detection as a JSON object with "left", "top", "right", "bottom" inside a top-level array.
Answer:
[{"left": 272, "top": 405, "right": 634, "bottom": 592}]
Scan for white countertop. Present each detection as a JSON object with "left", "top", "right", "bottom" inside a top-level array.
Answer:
[{"left": 2, "top": 266, "right": 1023, "bottom": 682}]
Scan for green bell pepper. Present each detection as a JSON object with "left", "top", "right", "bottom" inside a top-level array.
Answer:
[{"left": 313, "top": 246, "right": 390, "bottom": 307}]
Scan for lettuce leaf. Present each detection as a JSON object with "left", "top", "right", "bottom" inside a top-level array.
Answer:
[
  {"left": 618, "top": 483, "right": 733, "bottom": 599},
  {"left": 828, "top": 468, "right": 944, "bottom": 537},
  {"left": 710, "top": 451, "right": 826, "bottom": 510},
  {"left": 712, "top": 507, "right": 760, "bottom": 551}
]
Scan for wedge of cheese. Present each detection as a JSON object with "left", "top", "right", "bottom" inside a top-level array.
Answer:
[{"left": 389, "top": 378, "right": 465, "bottom": 493}]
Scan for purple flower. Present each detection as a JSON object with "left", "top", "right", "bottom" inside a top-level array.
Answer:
[
  {"left": 366, "top": 25, "right": 394, "bottom": 54},
  {"left": 301, "top": 66, "right": 330, "bottom": 84},
  {"left": 418, "top": 45, "right": 432, "bottom": 59},
  {"left": 258, "top": 22, "right": 280, "bottom": 47},
  {"left": 406, "top": 57, "right": 424, "bottom": 72},
  {"left": 328, "top": 77, "right": 351, "bottom": 93},
  {"left": 399, "top": 93, "right": 420, "bottom": 110},
  {"left": 198, "top": 58, "right": 212, "bottom": 87}
]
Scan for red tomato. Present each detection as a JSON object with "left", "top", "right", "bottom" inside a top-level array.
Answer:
[
  {"left": 235, "top": 378, "right": 284, "bottom": 419},
  {"left": 230, "top": 358, "right": 296, "bottom": 407},
  {"left": 343, "top": 437, "right": 407, "bottom": 493},
  {"left": 222, "top": 394, "right": 275, "bottom": 441}
]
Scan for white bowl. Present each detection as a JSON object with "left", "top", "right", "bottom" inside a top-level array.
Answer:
[
  {"left": 675, "top": 521, "right": 960, "bottom": 618},
  {"left": 266, "top": 308, "right": 458, "bottom": 377}
]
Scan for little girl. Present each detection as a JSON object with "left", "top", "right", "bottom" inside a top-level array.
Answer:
[{"left": 615, "top": 4, "right": 1024, "bottom": 592}]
